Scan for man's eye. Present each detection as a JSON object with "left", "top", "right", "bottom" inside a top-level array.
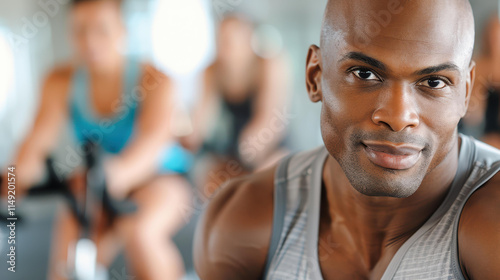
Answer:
[
  {"left": 419, "top": 78, "right": 447, "bottom": 89},
  {"left": 352, "top": 69, "right": 379, "bottom": 81}
]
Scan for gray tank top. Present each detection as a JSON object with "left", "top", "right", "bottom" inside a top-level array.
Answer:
[{"left": 264, "top": 134, "right": 500, "bottom": 279}]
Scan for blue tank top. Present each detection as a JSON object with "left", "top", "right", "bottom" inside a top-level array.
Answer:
[
  {"left": 70, "top": 58, "right": 140, "bottom": 154},
  {"left": 70, "top": 58, "right": 192, "bottom": 173}
]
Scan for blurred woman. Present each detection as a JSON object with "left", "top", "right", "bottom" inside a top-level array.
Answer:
[
  {"left": 464, "top": 15, "right": 500, "bottom": 147},
  {"left": 184, "top": 15, "right": 290, "bottom": 198},
  {"left": 9, "top": 0, "right": 190, "bottom": 279}
]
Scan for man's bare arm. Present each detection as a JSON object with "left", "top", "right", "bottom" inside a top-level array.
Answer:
[
  {"left": 458, "top": 174, "right": 500, "bottom": 279},
  {"left": 194, "top": 167, "right": 276, "bottom": 280}
]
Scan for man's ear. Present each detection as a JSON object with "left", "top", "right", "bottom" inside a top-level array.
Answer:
[
  {"left": 306, "top": 45, "right": 323, "bottom": 103},
  {"left": 463, "top": 60, "right": 476, "bottom": 116}
]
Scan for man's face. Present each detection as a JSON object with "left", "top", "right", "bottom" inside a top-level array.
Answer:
[{"left": 309, "top": 0, "right": 475, "bottom": 198}]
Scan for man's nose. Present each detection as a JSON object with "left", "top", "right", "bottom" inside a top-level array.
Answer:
[{"left": 371, "top": 84, "right": 420, "bottom": 132}]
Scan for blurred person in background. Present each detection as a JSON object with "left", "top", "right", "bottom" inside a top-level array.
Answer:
[
  {"left": 3, "top": 0, "right": 191, "bottom": 279},
  {"left": 183, "top": 15, "right": 290, "bottom": 199},
  {"left": 463, "top": 15, "right": 500, "bottom": 147}
]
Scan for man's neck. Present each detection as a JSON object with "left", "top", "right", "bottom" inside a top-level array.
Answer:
[{"left": 322, "top": 136, "right": 461, "bottom": 269}]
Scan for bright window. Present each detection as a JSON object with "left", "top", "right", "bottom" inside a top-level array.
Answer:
[{"left": 151, "top": 0, "right": 214, "bottom": 76}]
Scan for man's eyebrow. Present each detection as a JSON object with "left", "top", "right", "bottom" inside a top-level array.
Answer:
[
  {"left": 338, "top": 52, "right": 387, "bottom": 71},
  {"left": 414, "top": 63, "right": 461, "bottom": 76}
]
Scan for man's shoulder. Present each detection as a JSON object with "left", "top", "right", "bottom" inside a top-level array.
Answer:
[
  {"left": 194, "top": 165, "right": 277, "bottom": 280},
  {"left": 461, "top": 170, "right": 500, "bottom": 231},
  {"left": 458, "top": 171, "right": 500, "bottom": 279},
  {"left": 471, "top": 137, "right": 500, "bottom": 161}
]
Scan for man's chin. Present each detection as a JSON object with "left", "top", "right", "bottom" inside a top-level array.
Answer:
[
  {"left": 354, "top": 185, "right": 419, "bottom": 198},
  {"left": 336, "top": 150, "right": 429, "bottom": 198},
  {"left": 348, "top": 170, "right": 424, "bottom": 198},
  {"left": 352, "top": 178, "right": 420, "bottom": 198}
]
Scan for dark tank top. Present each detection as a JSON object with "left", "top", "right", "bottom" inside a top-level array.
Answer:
[
  {"left": 485, "top": 87, "right": 500, "bottom": 134},
  {"left": 221, "top": 92, "right": 255, "bottom": 156}
]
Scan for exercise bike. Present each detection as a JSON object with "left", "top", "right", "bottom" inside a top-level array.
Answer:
[{"left": 1, "top": 141, "right": 137, "bottom": 280}]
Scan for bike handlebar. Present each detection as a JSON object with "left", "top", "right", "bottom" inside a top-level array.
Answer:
[
  {"left": 85, "top": 147, "right": 137, "bottom": 216},
  {"left": 43, "top": 142, "right": 138, "bottom": 228},
  {"left": 0, "top": 142, "right": 137, "bottom": 227}
]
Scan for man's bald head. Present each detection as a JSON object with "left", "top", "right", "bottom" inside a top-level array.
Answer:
[{"left": 320, "top": 0, "right": 475, "bottom": 68}]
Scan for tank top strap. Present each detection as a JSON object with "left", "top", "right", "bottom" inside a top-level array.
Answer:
[
  {"left": 263, "top": 153, "right": 294, "bottom": 277},
  {"left": 70, "top": 66, "right": 91, "bottom": 119},
  {"left": 122, "top": 57, "right": 143, "bottom": 108},
  {"left": 264, "top": 147, "right": 328, "bottom": 279}
]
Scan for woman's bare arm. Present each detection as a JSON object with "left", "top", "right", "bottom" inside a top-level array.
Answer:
[
  {"left": 180, "top": 65, "right": 220, "bottom": 152},
  {"left": 11, "top": 66, "right": 71, "bottom": 191},
  {"left": 238, "top": 56, "right": 290, "bottom": 167},
  {"left": 104, "top": 65, "right": 177, "bottom": 198}
]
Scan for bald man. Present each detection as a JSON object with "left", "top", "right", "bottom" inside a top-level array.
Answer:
[{"left": 194, "top": 0, "right": 500, "bottom": 279}]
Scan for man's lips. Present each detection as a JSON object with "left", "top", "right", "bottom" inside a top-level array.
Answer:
[{"left": 362, "top": 141, "right": 424, "bottom": 170}]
